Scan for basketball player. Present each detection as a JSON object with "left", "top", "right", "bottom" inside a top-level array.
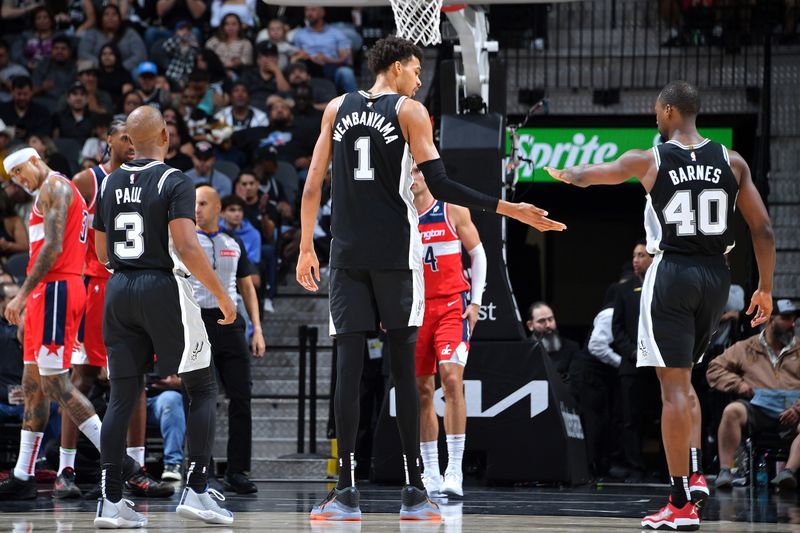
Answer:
[
  {"left": 0, "top": 148, "right": 101, "bottom": 500},
  {"left": 297, "top": 36, "right": 565, "bottom": 521},
  {"left": 92, "top": 106, "right": 237, "bottom": 528},
  {"left": 545, "top": 80, "right": 775, "bottom": 530},
  {"left": 411, "top": 164, "right": 485, "bottom": 498},
  {"left": 54, "top": 120, "right": 172, "bottom": 500}
]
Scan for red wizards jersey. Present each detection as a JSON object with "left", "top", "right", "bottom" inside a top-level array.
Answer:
[
  {"left": 418, "top": 199, "right": 470, "bottom": 299},
  {"left": 84, "top": 165, "right": 111, "bottom": 278},
  {"left": 28, "top": 172, "right": 89, "bottom": 280}
]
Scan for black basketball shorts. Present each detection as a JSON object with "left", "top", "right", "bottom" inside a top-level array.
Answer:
[
  {"left": 103, "top": 269, "right": 212, "bottom": 379},
  {"left": 637, "top": 253, "right": 730, "bottom": 369},
  {"left": 329, "top": 267, "right": 424, "bottom": 336}
]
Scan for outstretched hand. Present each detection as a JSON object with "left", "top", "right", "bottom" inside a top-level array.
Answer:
[
  {"left": 543, "top": 166, "right": 572, "bottom": 184},
  {"left": 499, "top": 201, "right": 566, "bottom": 232},
  {"left": 296, "top": 249, "right": 321, "bottom": 292},
  {"left": 746, "top": 289, "right": 772, "bottom": 327}
]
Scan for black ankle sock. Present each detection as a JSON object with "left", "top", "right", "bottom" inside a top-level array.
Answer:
[
  {"left": 404, "top": 454, "right": 424, "bottom": 490},
  {"left": 690, "top": 448, "right": 703, "bottom": 475},
  {"left": 101, "top": 463, "right": 123, "bottom": 503},
  {"left": 670, "top": 476, "right": 689, "bottom": 507},
  {"left": 336, "top": 452, "right": 355, "bottom": 490},
  {"left": 187, "top": 461, "right": 208, "bottom": 492}
]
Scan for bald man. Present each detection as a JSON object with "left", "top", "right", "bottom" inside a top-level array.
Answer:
[
  {"left": 191, "top": 185, "right": 264, "bottom": 494},
  {"left": 92, "top": 105, "right": 237, "bottom": 529}
]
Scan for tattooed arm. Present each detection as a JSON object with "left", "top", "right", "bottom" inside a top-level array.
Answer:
[{"left": 3, "top": 177, "right": 72, "bottom": 325}]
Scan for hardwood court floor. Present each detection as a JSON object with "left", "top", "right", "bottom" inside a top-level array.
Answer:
[{"left": 2, "top": 482, "right": 800, "bottom": 532}]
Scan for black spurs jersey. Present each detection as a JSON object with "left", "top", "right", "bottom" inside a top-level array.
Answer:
[
  {"left": 644, "top": 138, "right": 738, "bottom": 256},
  {"left": 93, "top": 159, "right": 196, "bottom": 271},
  {"left": 329, "top": 91, "right": 421, "bottom": 271}
]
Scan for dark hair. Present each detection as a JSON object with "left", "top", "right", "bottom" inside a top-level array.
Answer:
[
  {"left": 0, "top": 39, "right": 8, "bottom": 52},
  {"left": 221, "top": 194, "right": 246, "bottom": 210},
  {"left": 635, "top": 238, "right": 647, "bottom": 247},
  {"left": 527, "top": 301, "right": 550, "bottom": 320},
  {"left": 233, "top": 169, "right": 257, "bottom": 186},
  {"left": 658, "top": 81, "right": 700, "bottom": 117},
  {"left": 162, "top": 106, "right": 190, "bottom": 141},
  {"left": 367, "top": 36, "right": 423, "bottom": 74},
  {"left": 119, "top": 89, "right": 143, "bottom": 113},
  {"left": 217, "top": 13, "right": 244, "bottom": 41},
  {"left": 0, "top": 188, "right": 14, "bottom": 217},
  {"left": 100, "top": 4, "right": 125, "bottom": 41},
  {"left": 228, "top": 81, "right": 249, "bottom": 95},
  {"left": 11, "top": 75, "right": 32, "bottom": 90},
  {"left": 92, "top": 113, "right": 112, "bottom": 129},
  {"left": 188, "top": 69, "right": 211, "bottom": 84},
  {"left": 196, "top": 49, "right": 226, "bottom": 84},
  {"left": 52, "top": 35, "right": 73, "bottom": 49},
  {"left": 30, "top": 6, "right": 54, "bottom": 29},
  {"left": 98, "top": 43, "right": 123, "bottom": 71},
  {"left": 107, "top": 117, "right": 126, "bottom": 135}
]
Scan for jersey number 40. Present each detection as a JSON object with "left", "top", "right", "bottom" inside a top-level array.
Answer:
[{"left": 663, "top": 189, "right": 728, "bottom": 236}]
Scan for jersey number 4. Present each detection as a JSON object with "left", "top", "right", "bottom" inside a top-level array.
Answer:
[
  {"left": 663, "top": 189, "right": 728, "bottom": 236},
  {"left": 424, "top": 246, "right": 438, "bottom": 271},
  {"left": 113, "top": 212, "right": 144, "bottom": 259}
]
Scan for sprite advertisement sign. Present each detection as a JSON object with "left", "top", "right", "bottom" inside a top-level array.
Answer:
[{"left": 510, "top": 127, "right": 734, "bottom": 182}]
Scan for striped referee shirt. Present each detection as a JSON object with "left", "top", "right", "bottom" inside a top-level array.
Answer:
[{"left": 189, "top": 229, "right": 254, "bottom": 308}]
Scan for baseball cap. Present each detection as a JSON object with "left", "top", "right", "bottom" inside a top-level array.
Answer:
[
  {"left": 256, "top": 41, "right": 278, "bottom": 57},
  {"left": 253, "top": 145, "right": 278, "bottom": 163},
  {"left": 77, "top": 59, "right": 99, "bottom": 75},
  {"left": 176, "top": 20, "right": 191, "bottom": 31},
  {"left": 193, "top": 140, "right": 215, "bottom": 160},
  {"left": 135, "top": 61, "right": 158, "bottom": 77},
  {"left": 775, "top": 299, "right": 798, "bottom": 317},
  {"left": 68, "top": 81, "right": 87, "bottom": 94}
]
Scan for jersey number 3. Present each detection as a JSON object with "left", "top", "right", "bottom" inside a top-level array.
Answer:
[
  {"left": 113, "top": 212, "right": 144, "bottom": 259},
  {"left": 663, "top": 189, "right": 728, "bottom": 236}
]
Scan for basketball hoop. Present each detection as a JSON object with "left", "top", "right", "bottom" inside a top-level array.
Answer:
[{"left": 389, "top": 0, "right": 444, "bottom": 46}]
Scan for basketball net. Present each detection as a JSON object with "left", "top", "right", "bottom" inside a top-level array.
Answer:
[{"left": 389, "top": 0, "right": 443, "bottom": 45}]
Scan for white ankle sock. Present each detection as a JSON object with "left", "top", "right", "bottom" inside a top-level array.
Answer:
[
  {"left": 445, "top": 434, "right": 465, "bottom": 475},
  {"left": 58, "top": 447, "right": 77, "bottom": 475},
  {"left": 13, "top": 430, "right": 43, "bottom": 480},
  {"left": 420, "top": 440, "right": 440, "bottom": 478},
  {"left": 127, "top": 446, "right": 145, "bottom": 467},
  {"left": 78, "top": 414, "right": 102, "bottom": 451}
]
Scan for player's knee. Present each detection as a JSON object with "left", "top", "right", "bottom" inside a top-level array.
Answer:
[
  {"left": 417, "top": 379, "right": 434, "bottom": 401},
  {"left": 440, "top": 371, "right": 463, "bottom": 398}
]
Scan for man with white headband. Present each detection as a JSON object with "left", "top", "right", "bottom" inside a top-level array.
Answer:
[{"left": 0, "top": 148, "right": 139, "bottom": 500}]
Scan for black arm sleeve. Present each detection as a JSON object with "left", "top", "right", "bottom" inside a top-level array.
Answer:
[{"left": 418, "top": 158, "right": 499, "bottom": 212}]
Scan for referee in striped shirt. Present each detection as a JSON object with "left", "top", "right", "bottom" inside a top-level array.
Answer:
[{"left": 191, "top": 185, "right": 266, "bottom": 494}]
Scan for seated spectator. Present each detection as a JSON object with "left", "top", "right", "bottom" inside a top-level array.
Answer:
[
  {"left": 13, "top": 6, "right": 57, "bottom": 73},
  {"left": 58, "top": 59, "right": 113, "bottom": 114},
  {"left": 708, "top": 299, "right": 800, "bottom": 490},
  {"left": 187, "top": 70, "right": 223, "bottom": 118},
  {"left": 291, "top": 83, "right": 322, "bottom": 136},
  {"left": 292, "top": 6, "right": 357, "bottom": 93},
  {"left": 0, "top": 1, "right": 55, "bottom": 35},
  {"left": 27, "top": 134, "right": 72, "bottom": 177},
  {"left": 256, "top": 18, "right": 298, "bottom": 70},
  {"left": 78, "top": 4, "right": 147, "bottom": 73},
  {"left": 526, "top": 301, "right": 581, "bottom": 396},
  {"left": 144, "top": 374, "right": 186, "bottom": 482},
  {"left": 186, "top": 140, "right": 233, "bottom": 196},
  {"left": 161, "top": 20, "right": 200, "bottom": 87},
  {"left": 32, "top": 35, "right": 76, "bottom": 107},
  {"left": 165, "top": 120, "right": 193, "bottom": 171},
  {"left": 260, "top": 97, "right": 315, "bottom": 175},
  {"left": 210, "top": 0, "right": 257, "bottom": 28},
  {"left": 240, "top": 41, "right": 290, "bottom": 108},
  {"left": 53, "top": 0, "right": 97, "bottom": 37},
  {"left": 53, "top": 81, "right": 96, "bottom": 142},
  {"left": 142, "top": 0, "right": 208, "bottom": 51},
  {"left": 80, "top": 113, "right": 112, "bottom": 164},
  {"left": 0, "top": 75, "right": 51, "bottom": 140},
  {"left": 205, "top": 13, "right": 253, "bottom": 72},
  {"left": 134, "top": 61, "right": 170, "bottom": 110},
  {"left": 96, "top": 43, "right": 133, "bottom": 108},
  {"left": 220, "top": 194, "right": 261, "bottom": 266},
  {"left": 286, "top": 62, "right": 336, "bottom": 111},
  {"left": 119, "top": 89, "right": 143, "bottom": 116},
  {"left": 0, "top": 187, "right": 28, "bottom": 260},
  {"left": 195, "top": 49, "right": 228, "bottom": 95},
  {"left": 216, "top": 82, "right": 269, "bottom": 133},
  {"left": 0, "top": 40, "right": 28, "bottom": 104}
]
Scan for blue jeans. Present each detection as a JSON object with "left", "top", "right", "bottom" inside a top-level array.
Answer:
[
  {"left": 0, "top": 401, "right": 61, "bottom": 453},
  {"left": 323, "top": 64, "right": 357, "bottom": 93},
  {"left": 146, "top": 391, "right": 186, "bottom": 466}
]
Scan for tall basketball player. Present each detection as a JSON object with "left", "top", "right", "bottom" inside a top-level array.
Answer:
[
  {"left": 412, "top": 164, "right": 485, "bottom": 498},
  {"left": 545, "top": 81, "right": 775, "bottom": 530},
  {"left": 93, "top": 106, "right": 236, "bottom": 528},
  {"left": 297, "top": 36, "right": 565, "bottom": 521}
]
